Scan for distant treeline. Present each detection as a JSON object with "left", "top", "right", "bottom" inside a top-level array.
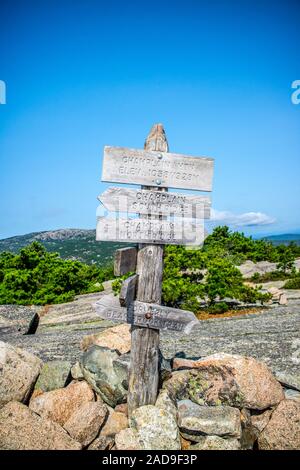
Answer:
[{"left": 1, "top": 226, "right": 299, "bottom": 308}]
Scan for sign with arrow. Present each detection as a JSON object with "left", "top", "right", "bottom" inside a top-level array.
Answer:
[
  {"left": 93, "top": 294, "right": 198, "bottom": 334},
  {"left": 96, "top": 216, "right": 205, "bottom": 245},
  {"left": 133, "top": 300, "right": 198, "bottom": 334},
  {"left": 98, "top": 187, "right": 211, "bottom": 219}
]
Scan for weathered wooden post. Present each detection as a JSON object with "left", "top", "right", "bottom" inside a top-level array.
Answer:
[
  {"left": 94, "top": 123, "right": 214, "bottom": 416},
  {"left": 128, "top": 124, "right": 168, "bottom": 413}
]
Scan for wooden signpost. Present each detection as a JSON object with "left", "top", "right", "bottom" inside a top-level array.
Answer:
[{"left": 94, "top": 123, "right": 214, "bottom": 415}]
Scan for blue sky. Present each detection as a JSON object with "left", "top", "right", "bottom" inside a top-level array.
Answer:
[{"left": 0, "top": 0, "right": 299, "bottom": 239}]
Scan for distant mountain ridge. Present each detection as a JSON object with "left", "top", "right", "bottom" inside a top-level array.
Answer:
[
  {"left": 262, "top": 233, "right": 300, "bottom": 245},
  {"left": 0, "top": 229, "right": 299, "bottom": 265},
  {"left": 33, "top": 228, "right": 96, "bottom": 241},
  {"left": 0, "top": 229, "right": 129, "bottom": 265}
]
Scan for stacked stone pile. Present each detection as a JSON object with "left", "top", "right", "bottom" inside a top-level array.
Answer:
[{"left": 1, "top": 330, "right": 299, "bottom": 450}]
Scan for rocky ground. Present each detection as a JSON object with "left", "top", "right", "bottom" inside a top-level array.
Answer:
[
  {"left": 162, "top": 299, "right": 300, "bottom": 390},
  {"left": 1, "top": 281, "right": 300, "bottom": 389},
  {"left": 0, "top": 287, "right": 116, "bottom": 362},
  {"left": 0, "top": 275, "right": 300, "bottom": 450},
  {"left": 1, "top": 339, "right": 299, "bottom": 450}
]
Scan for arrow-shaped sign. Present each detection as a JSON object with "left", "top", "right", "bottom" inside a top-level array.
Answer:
[
  {"left": 93, "top": 294, "right": 198, "bottom": 334},
  {"left": 98, "top": 187, "right": 211, "bottom": 219},
  {"left": 96, "top": 217, "right": 205, "bottom": 246},
  {"left": 92, "top": 294, "right": 130, "bottom": 323},
  {"left": 133, "top": 301, "right": 198, "bottom": 334}
]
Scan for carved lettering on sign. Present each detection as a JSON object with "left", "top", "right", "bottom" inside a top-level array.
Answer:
[
  {"left": 93, "top": 294, "right": 132, "bottom": 323},
  {"left": 93, "top": 295, "right": 198, "bottom": 334},
  {"left": 102, "top": 146, "right": 214, "bottom": 191},
  {"left": 98, "top": 187, "right": 211, "bottom": 218},
  {"left": 96, "top": 217, "right": 205, "bottom": 246},
  {"left": 133, "top": 301, "right": 198, "bottom": 334}
]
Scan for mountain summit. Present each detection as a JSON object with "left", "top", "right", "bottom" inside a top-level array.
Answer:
[{"left": 0, "top": 229, "right": 127, "bottom": 265}]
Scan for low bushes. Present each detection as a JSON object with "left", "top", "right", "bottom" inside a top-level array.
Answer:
[
  {"left": 284, "top": 275, "right": 300, "bottom": 289},
  {"left": 0, "top": 242, "right": 113, "bottom": 305}
]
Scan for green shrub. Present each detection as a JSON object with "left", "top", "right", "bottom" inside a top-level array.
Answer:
[
  {"left": 160, "top": 231, "right": 277, "bottom": 312},
  {"left": 203, "top": 226, "right": 300, "bottom": 263},
  {"left": 250, "top": 270, "right": 293, "bottom": 283},
  {"left": 237, "top": 285, "right": 272, "bottom": 304},
  {"left": 162, "top": 245, "right": 206, "bottom": 311},
  {"left": 204, "top": 258, "right": 243, "bottom": 304},
  {"left": 0, "top": 242, "right": 110, "bottom": 305},
  {"left": 111, "top": 227, "right": 300, "bottom": 313},
  {"left": 207, "top": 301, "right": 229, "bottom": 315},
  {"left": 3, "top": 225, "right": 297, "bottom": 309},
  {"left": 251, "top": 272, "right": 261, "bottom": 283},
  {"left": 112, "top": 272, "right": 134, "bottom": 296},
  {"left": 276, "top": 248, "right": 296, "bottom": 274},
  {"left": 284, "top": 275, "right": 300, "bottom": 289}
]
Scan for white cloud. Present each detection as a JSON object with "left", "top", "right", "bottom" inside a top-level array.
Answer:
[{"left": 210, "top": 209, "right": 276, "bottom": 227}]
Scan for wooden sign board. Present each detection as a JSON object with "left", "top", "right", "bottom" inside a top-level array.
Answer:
[
  {"left": 93, "top": 294, "right": 198, "bottom": 334},
  {"left": 101, "top": 146, "right": 214, "bottom": 191},
  {"left": 93, "top": 294, "right": 129, "bottom": 323},
  {"left": 114, "top": 247, "right": 137, "bottom": 276},
  {"left": 97, "top": 217, "right": 205, "bottom": 246},
  {"left": 133, "top": 301, "right": 198, "bottom": 334},
  {"left": 98, "top": 187, "right": 211, "bottom": 219}
]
